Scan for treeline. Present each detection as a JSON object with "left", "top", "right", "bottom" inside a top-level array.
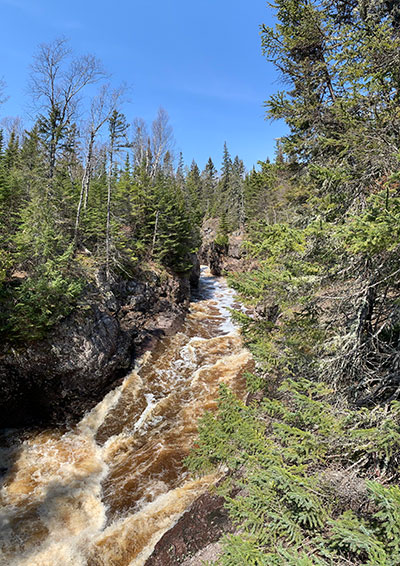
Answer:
[
  {"left": 0, "top": 38, "right": 251, "bottom": 341},
  {"left": 188, "top": 1, "right": 400, "bottom": 565}
]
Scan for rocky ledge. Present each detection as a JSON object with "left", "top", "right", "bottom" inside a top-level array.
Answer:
[
  {"left": 145, "top": 490, "right": 233, "bottom": 566},
  {"left": 0, "top": 260, "right": 200, "bottom": 428}
]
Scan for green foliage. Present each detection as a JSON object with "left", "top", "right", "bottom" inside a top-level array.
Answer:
[
  {"left": 0, "top": 247, "right": 83, "bottom": 341},
  {"left": 0, "top": 102, "right": 206, "bottom": 342},
  {"left": 367, "top": 481, "right": 400, "bottom": 552},
  {"left": 188, "top": 2, "right": 400, "bottom": 565},
  {"left": 214, "top": 212, "right": 230, "bottom": 247},
  {"left": 244, "top": 222, "right": 305, "bottom": 259},
  {"left": 344, "top": 189, "right": 400, "bottom": 255},
  {"left": 328, "top": 511, "right": 387, "bottom": 564},
  {"left": 152, "top": 175, "right": 198, "bottom": 272},
  {"left": 245, "top": 371, "right": 266, "bottom": 394},
  {"left": 188, "top": 376, "right": 400, "bottom": 565}
]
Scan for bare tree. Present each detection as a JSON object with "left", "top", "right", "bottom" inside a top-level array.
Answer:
[
  {"left": 150, "top": 107, "right": 175, "bottom": 178},
  {"left": 131, "top": 117, "right": 150, "bottom": 171},
  {"left": 0, "top": 116, "right": 25, "bottom": 143},
  {"left": 30, "top": 37, "right": 106, "bottom": 178},
  {"left": 74, "top": 84, "right": 124, "bottom": 243}
]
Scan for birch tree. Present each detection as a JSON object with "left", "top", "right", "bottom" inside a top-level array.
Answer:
[
  {"left": 30, "top": 37, "right": 105, "bottom": 178},
  {"left": 131, "top": 117, "right": 150, "bottom": 172},
  {"left": 74, "top": 84, "right": 124, "bottom": 244},
  {"left": 150, "top": 107, "right": 174, "bottom": 178}
]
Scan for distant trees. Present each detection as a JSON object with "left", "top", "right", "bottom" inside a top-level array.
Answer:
[
  {"left": 0, "top": 35, "right": 264, "bottom": 341},
  {"left": 203, "top": 142, "right": 246, "bottom": 230},
  {"left": 201, "top": 157, "right": 217, "bottom": 216}
]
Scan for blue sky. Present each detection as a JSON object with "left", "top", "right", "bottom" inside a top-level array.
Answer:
[{"left": 0, "top": 0, "right": 287, "bottom": 171}]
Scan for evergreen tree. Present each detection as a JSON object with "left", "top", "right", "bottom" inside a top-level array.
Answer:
[
  {"left": 3, "top": 130, "right": 19, "bottom": 170},
  {"left": 201, "top": 157, "right": 218, "bottom": 217},
  {"left": 219, "top": 141, "right": 232, "bottom": 201},
  {"left": 106, "top": 110, "right": 129, "bottom": 279},
  {"left": 185, "top": 159, "right": 203, "bottom": 223},
  {"left": 176, "top": 151, "right": 185, "bottom": 189},
  {"left": 262, "top": 0, "right": 400, "bottom": 213},
  {"left": 228, "top": 155, "right": 245, "bottom": 229},
  {"left": 0, "top": 41, "right": 205, "bottom": 340}
]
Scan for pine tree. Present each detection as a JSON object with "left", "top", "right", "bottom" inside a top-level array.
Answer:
[
  {"left": 220, "top": 141, "right": 232, "bottom": 200},
  {"left": 3, "top": 130, "right": 19, "bottom": 170},
  {"left": 176, "top": 151, "right": 185, "bottom": 189}
]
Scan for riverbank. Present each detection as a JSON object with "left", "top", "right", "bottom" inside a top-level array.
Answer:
[{"left": 0, "top": 260, "right": 199, "bottom": 428}]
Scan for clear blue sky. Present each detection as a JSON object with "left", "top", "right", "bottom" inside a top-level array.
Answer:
[{"left": 0, "top": 0, "right": 287, "bottom": 172}]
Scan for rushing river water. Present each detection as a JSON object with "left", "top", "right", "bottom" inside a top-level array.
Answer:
[{"left": 0, "top": 267, "right": 253, "bottom": 566}]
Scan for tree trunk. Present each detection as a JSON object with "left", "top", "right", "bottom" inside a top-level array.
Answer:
[
  {"left": 151, "top": 210, "right": 159, "bottom": 256},
  {"left": 74, "top": 131, "right": 95, "bottom": 245},
  {"left": 106, "top": 149, "right": 113, "bottom": 281}
]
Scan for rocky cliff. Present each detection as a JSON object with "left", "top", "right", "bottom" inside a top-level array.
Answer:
[
  {"left": 0, "top": 261, "right": 199, "bottom": 428},
  {"left": 200, "top": 218, "right": 252, "bottom": 275}
]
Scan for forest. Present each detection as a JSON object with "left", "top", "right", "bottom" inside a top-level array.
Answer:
[
  {"left": 0, "top": 37, "right": 247, "bottom": 342},
  {"left": 2, "top": 0, "right": 400, "bottom": 564}
]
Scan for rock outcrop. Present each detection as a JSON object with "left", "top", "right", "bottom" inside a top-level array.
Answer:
[
  {"left": 145, "top": 491, "right": 233, "bottom": 566},
  {"left": 0, "top": 261, "right": 199, "bottom": 428},
  {"left": 200, "top": 218, "right": 249, "bottom": 275}
]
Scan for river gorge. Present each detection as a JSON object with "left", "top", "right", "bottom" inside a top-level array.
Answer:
[{"left": 0, "top": 267, "right": 253, "bottom": 566}]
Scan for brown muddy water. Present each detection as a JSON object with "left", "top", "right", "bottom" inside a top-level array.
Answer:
[{"left": 0, "top": 267, "right": 253, "bottom": 566}]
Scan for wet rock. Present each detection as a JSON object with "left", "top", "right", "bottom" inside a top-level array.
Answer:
[
  {"left": 208, "top": 242, "right": 227, "bottom": 276},
  {"left": 0, "top": 262, "right": 199, "bottom": 429},
  {"left": 145, "top": 491, "right": 233, "bottom": 566},
  {"left": 189, "top": 253, "right": 201, "bottom": 288}
]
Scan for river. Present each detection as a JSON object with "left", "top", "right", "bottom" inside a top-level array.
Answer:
[{"left": 0, "top": 267, "right": 252, "bottom": 566}]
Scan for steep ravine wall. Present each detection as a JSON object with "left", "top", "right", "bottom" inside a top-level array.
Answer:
[
  {"left": 0, "top": 260, "right": 200, "bottom": 428},
  {"left": 199, "top": 218, "right": 252, "bottom": 276}
]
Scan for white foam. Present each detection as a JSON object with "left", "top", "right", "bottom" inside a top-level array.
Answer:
[{"left": 133, "top": 394, "right": 157, "bottom": 433}]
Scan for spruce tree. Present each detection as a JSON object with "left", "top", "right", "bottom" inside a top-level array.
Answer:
[
  {"left": 228, "top": 155, "right": 245, "bottom": 229},
  {"left": 106, "top": 110, "right": 129, "bottom": 279},
  {"left": 185, "top": 160, "right": 203, "bottom": 223},
  {"left": 201, "top": 157, "right": 218, "bottom": 217}
]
